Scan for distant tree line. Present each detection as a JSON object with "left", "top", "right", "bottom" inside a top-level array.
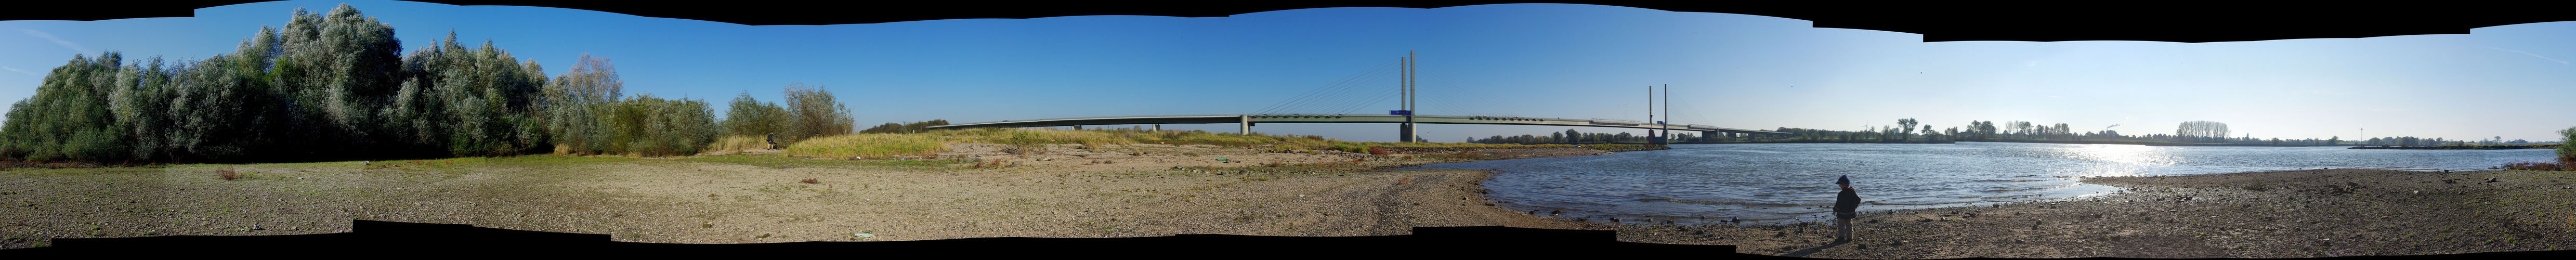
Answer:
[
  {"left": 2174, "top": 121, "right": 2230, "bottom": 143},
  {"left": 0, "top": 5, "right": 852, "bottom": 163},
  {"left": 1468, "top": 128, "right": 1698, "bottom": 144},
  {"left": 1461, "top": 116, "right": 2529, "bottom": 148}
]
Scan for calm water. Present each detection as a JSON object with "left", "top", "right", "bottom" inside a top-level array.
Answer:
[{"left": 1390, "top": 142, "right": 2556, "bottom": 225}]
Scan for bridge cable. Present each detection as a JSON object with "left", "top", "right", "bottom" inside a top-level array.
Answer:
[
  {"left": 1419, "top": 67, "right": 1526, "bottom": 117},
  {"left": 1277, "top": 60, "right": 1401, "bottom": 114},
  {"left": 1269, "top": 59, "right": 1396, "bottom": 115},
  {"left": 1253, "top": 59, "right": 1399, "bottom": 115},
  {"left": 1304, "top": 61, "right": 1407, "bottom": 114},
  {"left": 1428, "top": 71, "right": 1507, "bottom": 116},
  {"left": 1286, "top": 64, "right": 1393, "bottom": 114},
  {"left": 1331, "top": 85, "right": 1404, "bottom": 115}
]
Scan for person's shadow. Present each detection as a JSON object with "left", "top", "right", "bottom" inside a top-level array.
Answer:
[{"left": 1777, "top": 238, "right": 1850, "bottom": 257}]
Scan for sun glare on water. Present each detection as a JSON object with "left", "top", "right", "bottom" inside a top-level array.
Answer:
[{"left": 2063, "top": 144, "right": 2177, "bottom": 177}]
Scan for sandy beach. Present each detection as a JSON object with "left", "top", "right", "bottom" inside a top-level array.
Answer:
[{"left": 6, "top": 143, "right": 2574, "bottom": 258}]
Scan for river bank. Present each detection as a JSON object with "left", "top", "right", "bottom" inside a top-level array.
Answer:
[{"left": 1610, "top": 168, "right": 2576, "bottom": 258}]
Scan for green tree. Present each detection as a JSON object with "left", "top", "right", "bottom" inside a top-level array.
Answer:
[
  {"left": 2558, "top": 126, "right": 2575, "bottom": 164},
  {"left": 723, "top": 91, "right": 788, "bottom": 137},
  {"left": 1894, "top": 118, "right": 1917, "bottom": 141},
  {"left": 543, "top": 54, "right": 622, "bottom": 154},
  {"left": 780, "top": 82, "right": 854, "bottom": 145}
]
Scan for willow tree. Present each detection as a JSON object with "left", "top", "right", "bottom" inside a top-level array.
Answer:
[
  {"left": 0, "top": 4, "right": 734, "bottom": 162},
  {"left": 543, "top": 54, "right": 622, "bottom": 154},
  {"left": 2557, "top": 126, "right": 2575, "bottom": 164},
  {"left": 780, "top": 82, "right": 854, "bottom": 145},
  {"left": 722, "top": 91, "right": 788, "bottom": 137},
  {"left": 390, "top": 32, "right": 550, "bottom": 157},
  {"left": 269, "top": 5, "right": 405, "bottom": 157}
]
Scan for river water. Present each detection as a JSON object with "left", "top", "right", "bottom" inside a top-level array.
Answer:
[{"left": 1389, "top": 141, "right": 2557, "bottom": 225}]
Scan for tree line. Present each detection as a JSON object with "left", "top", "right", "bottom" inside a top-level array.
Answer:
[
  {"left": 0, "top": 4, "right": 854, "bottom": 163},
  {"left": 1467, "top": 128, "right": 1696, "bottom": 145}
]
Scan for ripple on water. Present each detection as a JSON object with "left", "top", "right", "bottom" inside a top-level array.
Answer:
[{"left": 1406, "top": 142, "right": 2554, "bottom": 225}]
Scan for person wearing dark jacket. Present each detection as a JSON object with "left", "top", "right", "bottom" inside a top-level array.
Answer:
[{"left": 1834, "top": 175, "right": 1860, "bottom": 242}]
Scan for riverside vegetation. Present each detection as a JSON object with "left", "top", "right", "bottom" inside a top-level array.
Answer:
[{"left": 0, "top": 4, "right": 852, "bottom": 165}]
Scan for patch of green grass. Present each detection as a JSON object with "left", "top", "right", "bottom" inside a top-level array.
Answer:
[
  {"left": 676, "top": 153, "right": 950, "bottom": 168},
  {"left": 786, "top": 134, "right": 951, "bottom": 158},
  {"left": 477, "top": 154, "right": 640, "bottom": 165}
]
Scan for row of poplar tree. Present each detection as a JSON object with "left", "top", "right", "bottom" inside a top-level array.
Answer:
[
  {"left": 0, "top": 5, "right": 852, "bottom": 163},
  {"left": 1467, "top": 129, "right": 1700, "bottom": 145}
]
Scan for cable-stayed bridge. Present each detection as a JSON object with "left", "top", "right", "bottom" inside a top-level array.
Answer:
[{"left": 926, "top": 52, "right": 1794, "bottom": 143}]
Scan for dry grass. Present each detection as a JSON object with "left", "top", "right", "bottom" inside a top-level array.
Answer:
[
  {"left": 707, "top": 135, "right": 773, "bottom": 152},
  {"left": 782, "top": 134, "right": 950, "bottom": 158}
]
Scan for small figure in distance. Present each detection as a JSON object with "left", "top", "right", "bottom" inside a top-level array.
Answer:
[{"left": 1835, "top": 175, "right": 1860, "bottom": 243}]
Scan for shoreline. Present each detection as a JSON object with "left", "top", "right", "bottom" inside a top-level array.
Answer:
[{"left": 1611, "top": 168, "right": 2576, "bottom": 258}]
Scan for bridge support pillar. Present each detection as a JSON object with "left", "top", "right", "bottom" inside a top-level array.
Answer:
[
  {"left": 1239, "top": 115, "right": 1250, "bottom": 135},
  {"left": 1703, "top": 131, "right": 1718, "bottom": 142},
  {"left": 1400, "top": 124, "right": 1415, "bottom": 142}
]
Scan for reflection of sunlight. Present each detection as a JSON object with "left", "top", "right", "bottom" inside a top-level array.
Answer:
[
  {"left": 2080, "top": 145, "right": 2167, "bottom": 165},
  {"left": 2069, "top": 145, "right": 2172, "bottom": 177}
]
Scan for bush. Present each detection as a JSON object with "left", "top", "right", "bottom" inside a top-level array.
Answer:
[
  {"left": 707, "top": 135, "right": 773, "bottom": 152},
  {"left": 2559, "top": 126, "right": 2576, "bottom": 164},
  {"left": 781, "top": 82, "right": 854, "bottom": 145}
]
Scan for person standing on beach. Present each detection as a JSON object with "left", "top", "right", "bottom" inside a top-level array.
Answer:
[{"left": 1835, "top": 175, "right": 1860, "bottom": 242}]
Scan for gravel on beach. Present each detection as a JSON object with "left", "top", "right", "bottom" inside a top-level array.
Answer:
[
  {"left": 1615, "top": 168, "right": 2576, "bottom": 258},
  {"left": 0, "top": 144, "right": 1600, "bottom": 250}
]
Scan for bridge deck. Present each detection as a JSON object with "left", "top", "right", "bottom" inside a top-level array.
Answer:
[{"left": 926, "top": 114, "right": 1794, "bottom": 136}]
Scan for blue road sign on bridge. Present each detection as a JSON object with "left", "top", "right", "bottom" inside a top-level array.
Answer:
[{"left": 1389, "top": 110, "right": 1413, "bottom": 115}]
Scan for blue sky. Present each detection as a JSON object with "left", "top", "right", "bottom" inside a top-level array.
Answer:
[{"left": 5, "top": 1, "right": 2574, "bottom": 143}]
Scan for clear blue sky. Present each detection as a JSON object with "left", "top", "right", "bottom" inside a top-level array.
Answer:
[{"left": 6, "top": 1, "right": 2574, "bottom": 143}]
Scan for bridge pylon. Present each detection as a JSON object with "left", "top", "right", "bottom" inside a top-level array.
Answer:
[{"left": 1399, "top": 51, "right": 1417, "bottom": 142}]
